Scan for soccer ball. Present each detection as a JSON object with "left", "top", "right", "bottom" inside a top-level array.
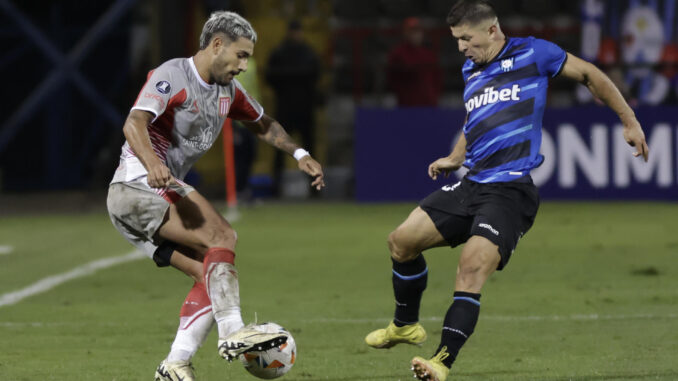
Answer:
[{"left": 239, "top": 322, "right": 296, "bottom": 379}]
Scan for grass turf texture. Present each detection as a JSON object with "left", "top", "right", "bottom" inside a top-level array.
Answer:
[{"left": 0, "top": 202, "right": 676, "bottom": 380}]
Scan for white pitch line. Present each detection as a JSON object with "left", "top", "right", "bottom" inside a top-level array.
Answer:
[
  {"left": 0, "top": 250, "right": 144, "bottom": 308},
  {"left": 0, "top": 245, "right": 14, "bottom": 255}
]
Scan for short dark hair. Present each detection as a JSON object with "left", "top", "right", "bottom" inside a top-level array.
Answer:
[{"left": 446, "top": 0, "right": 498, "bottom": 27}]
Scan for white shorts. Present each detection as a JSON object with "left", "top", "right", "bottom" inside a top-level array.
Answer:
[{"left": 106, "top": 177, "right": 194, "bottom": 266}]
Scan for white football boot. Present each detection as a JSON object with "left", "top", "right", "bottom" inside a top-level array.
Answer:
[
  {"left": 218, "top": 324, "right": 288, "bottom": 361},
  {"left": 154, "top": 359, "right": 195, "bottom": 381}
]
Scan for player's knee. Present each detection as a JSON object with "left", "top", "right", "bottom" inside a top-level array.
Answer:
[
  {"left": 204, "top": 223, "right": 237, "bottom": 250},
  {"left": 457, "top": 261, "right": 483, "bottom": 283},
  {"left": 388, "top": 230, "right": 417, "bottom": 263},
  {"left": 456, "top": 251, "right": 497, "bottom": 291}
]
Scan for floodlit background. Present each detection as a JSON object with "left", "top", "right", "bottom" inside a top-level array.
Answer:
[{"left": 1, "top": 1, "right": 676, "bottom": 380}]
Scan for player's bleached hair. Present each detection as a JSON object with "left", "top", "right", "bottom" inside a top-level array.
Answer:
[
  {"left": 446, "top": 0, "right": 497, "bottom": 27},
  {"left": 199, "top": 11, "right": 257, "bottom": 50}
]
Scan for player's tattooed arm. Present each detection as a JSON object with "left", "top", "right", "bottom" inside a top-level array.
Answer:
[
  {"left": 560, "top": 52, "right": 649, "bottom": 161},
  {"left": 244, "top": 114, "right": 298, "bottom": 154},
  {"left": 123, "top": 109, "right": 174, "bottom": 188},
  {"left": 243, "top": 114, "right": 325, "bottom": 190}
]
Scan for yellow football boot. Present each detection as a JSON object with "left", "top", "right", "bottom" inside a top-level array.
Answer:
[
  {"left": 411, "top": 347, "right": 451, "bottom": 381},
  {"left": 365, "top": 321, "right": 426, "bottom": 348}
]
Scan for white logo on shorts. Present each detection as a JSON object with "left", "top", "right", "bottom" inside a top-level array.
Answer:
[
  {"left": 442, "top": 182, "right": 461, "bottom": 192},
  {"left": 478, "top": 223, "right": 499, "bottom": 236}
]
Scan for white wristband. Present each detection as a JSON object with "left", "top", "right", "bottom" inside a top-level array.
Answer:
[{"left": 293, "top": 148, "right": 310, "bottom": 161}]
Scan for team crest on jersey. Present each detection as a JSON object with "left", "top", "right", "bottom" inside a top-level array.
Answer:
[
  {"left": 155, "top": 81, "right": 171, "bottom": 94},
  {"left": 501, "top": 57, "right": 514, "bottom": 72},
  {"left": 219, "top": 97, "right": 231, "bottom": 117}
]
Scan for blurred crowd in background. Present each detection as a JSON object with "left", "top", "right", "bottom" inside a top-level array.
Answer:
[{"left": 1, "top": 0, "right": 677, "bottom": 199}]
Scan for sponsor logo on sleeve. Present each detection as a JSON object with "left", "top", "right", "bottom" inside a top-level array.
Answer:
[
  {"left": 155, "top": 80, "right": 171, "bottom": 94},
  {"left": 143, "top": 92, "right": 165, "bottom": 109}
]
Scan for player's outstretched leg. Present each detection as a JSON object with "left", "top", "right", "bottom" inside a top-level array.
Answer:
[
  {"left": 156, "top": 282, "right": 213, "bottom": 381},
  {"left": 367, "top": 207, "right": 446, "bottom": 349}
]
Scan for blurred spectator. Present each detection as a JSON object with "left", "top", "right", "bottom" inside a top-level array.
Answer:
[
  {"left": 659, "top": 43, "right": 678, "bottom": 103},
  {"left": 577, "top": 37, "right": 636, "bottom": 106},
  {"left": 620, "top": 3, "right": 669, "bottom": 106},
  {"left": 386, "top": 17, "right": 442, "bottom": 107},
  {"left": 266, "top": 20, "right": 321, "bottom": 196},
  {"left": 578, "top": 1, "right": 678, "bottom": 106}
]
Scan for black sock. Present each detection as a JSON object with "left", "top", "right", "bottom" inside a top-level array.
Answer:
[
  {"left": 436, "top": 291, "right": 481, "bottom": 368},
  {"left": 391, "top": 255, "right": 427, "bottom": 326}
]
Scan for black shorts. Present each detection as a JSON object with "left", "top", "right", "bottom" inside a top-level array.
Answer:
[{"left": 419, "top": 177, "right": 539, "bottom": 270}]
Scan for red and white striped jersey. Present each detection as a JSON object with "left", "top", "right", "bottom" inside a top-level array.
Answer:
[{"left": 112, "top": 57, "right": 263, "bottom": 184}]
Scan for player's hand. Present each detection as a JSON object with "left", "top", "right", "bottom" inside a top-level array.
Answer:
[
  {"left": 428, "top": 156, "right": 463, "bottom": 180},
  {"left": 622, "top": 119, "right": 649, "bottom": 162},
  {"left": 147, "top": 162, "right": 175, "bottom": 188},
  {"left": 298, "top": 156, "right": 325, "bottom": 190}
]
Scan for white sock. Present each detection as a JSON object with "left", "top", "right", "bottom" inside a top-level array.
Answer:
[
  {"left": 166, "top": 282, "right": 214, "bottom": 362},
  {"left": 216, "top": 307, "right": 245, "bottom": 338},
  {"left": 204, "top": 249, "right": 245, "bottom": 338}
]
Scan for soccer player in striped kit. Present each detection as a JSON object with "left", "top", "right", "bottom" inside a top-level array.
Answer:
[
  {"left": 364, "top": 1, "right": 649, "bottom": 380},
  {"left": 106, "top": 11, "right": 324, "bottom": 381}
]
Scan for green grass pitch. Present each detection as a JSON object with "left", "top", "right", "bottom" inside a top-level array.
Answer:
[{"left": 0, "top": 202, "right": 677, "bottom": 380}]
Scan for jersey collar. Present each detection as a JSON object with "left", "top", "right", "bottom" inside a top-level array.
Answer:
[
  {"left": 471, "top": 37, "right": 510, "bottom": 69},
  {"left": 490, "top": 37, "right": 510, "bottom": 63},
  {"left": 189, "top": 57, "right": 215, "bottom": 90}
]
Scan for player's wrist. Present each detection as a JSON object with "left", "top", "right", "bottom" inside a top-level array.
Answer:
[
  {"left": 618, "top": 109, "right": 637, "bottom": 124},
  {"left": 293, "top": 148, "right": 310, "bottom": 161}
]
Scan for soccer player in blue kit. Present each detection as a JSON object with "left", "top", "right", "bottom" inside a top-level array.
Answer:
[{"left": 364, "top": 1, "right": 650, "bottom": 380}]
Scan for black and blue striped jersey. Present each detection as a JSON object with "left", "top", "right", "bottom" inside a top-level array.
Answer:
[{"left": 461, "top": 36, "right": 567, "bottom": 183}]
